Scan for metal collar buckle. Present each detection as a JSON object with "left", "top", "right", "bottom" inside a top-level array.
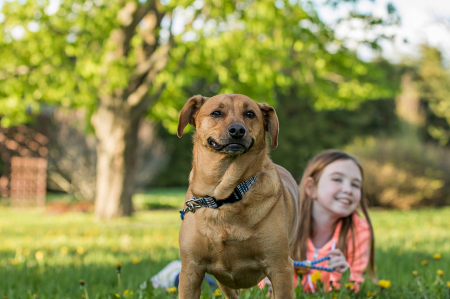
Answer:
[{"left": 179, "top": 198, "right": 202, "bottom": 220}]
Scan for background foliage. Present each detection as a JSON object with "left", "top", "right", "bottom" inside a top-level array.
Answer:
[
  {"left": 1, "top": 1, "right": 450, "bottom": 210},
  {"left": 0, "top": 0, "right": 405, "bottom": 215},
  {"left": 0, "top": 0, "right": 398, "bottom": 127}
]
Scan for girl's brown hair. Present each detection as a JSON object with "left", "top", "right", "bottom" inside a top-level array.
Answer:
[{"left": 292, "top": 149, "right": 377, "bottom": 281}]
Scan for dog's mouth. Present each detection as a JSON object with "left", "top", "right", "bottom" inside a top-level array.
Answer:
[{"left": 208, "top": 137, "right": 254, "bottom": 154}]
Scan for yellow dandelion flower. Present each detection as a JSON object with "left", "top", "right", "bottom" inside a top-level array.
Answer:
[
  {"left": 81, "top": 295, "right": 86, "bottom": 299},
  {"left": 77, "top": 247, "right": 85, "bottom": 255},
  {"left": 35, "top": 251, "right": 44, "bottom": 261},
  {"left": 433, "top": 253, "right": 441, "bottom": 260},
  {"left": 447, "top": 281, "right": 450, "bottom": 288},
  {"left": 297, "top": 269, "right": 303, "bottom": 275},
  {"left": 333, "top": 293, "right": 337, "bottom": 299},
  {"left": 132, "top": 257, "right": 141, "bottom": 264},
  {"left": 345, "top": 282, "right": 354, "bottom": 289},
  {"left": 412, "top": 270, "right": 418, "bottom": 276},
  {"left": 116, "top": 262, "right": 122, "bottom": 273},
  {"left": 167, "top": 287, "right": 177, "bottom": 293},
  {"left": 124, "top": 290, "right": 129, "bottom": 294},
  {"left": 60, "top": 247, "right": 68, "bottom": 255},
  {"left": 310, "top": 271, "right": 322, "bottom": 283},
  {"left": 10, "top": 259, "right": 19, "bottom": 265},
  {"left": 79, "top": 280, "right": 85, "bottom": 286},
  {"left": 437, "top": 269, "right": 444, "bottom": 276},
  {"left": 421, "top": 260, "right": 428, "bottom": 266},
  {"left": 214, "top": 289, "right": 221, "bottom": 296},
  {"left": 23, "top": 249, "right": 30, "bottom": 256},
  {"left": 129, "top": 291, "right": 133, "bottom": 295},
  {"left": 114, "top": 294, "right": 119, "bottom": 298},
  {"left": 367, "top": 291, "right": 376, "bottom": 297},
  {"left": 378, "top": 280, "right": 391, "bottom": 289},
  {"left": 33, "top": 295, "right": 38, "bottom": 298}
]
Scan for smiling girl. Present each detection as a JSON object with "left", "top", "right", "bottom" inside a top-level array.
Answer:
[
  {"left": 259, "top": 150, "right": 376, "bottom": 293},
  {"left": 292, "top": 149, "right": 377, "bottom": 293}
]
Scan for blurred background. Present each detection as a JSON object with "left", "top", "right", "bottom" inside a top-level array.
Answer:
[
  {"left": 2, "top": 0, "right": 450, "bottom": 297},
  {"left": 0, "top": 0, "right": 450, "bottom": 216}
]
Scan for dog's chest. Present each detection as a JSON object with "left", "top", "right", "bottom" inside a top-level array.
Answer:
[
  {"left": 206, "top": 238, "right": 266, "bottom": 289},
  {"left": 200, "top": 222, "right": 267, "bottom": 288},
  {"left": 201, "top": 213, "right": 254, "bottom": 246}
]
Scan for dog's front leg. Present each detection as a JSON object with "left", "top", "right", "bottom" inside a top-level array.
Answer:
[
  {"left": 178, "top": 262, "right": 205, "bottom": 299},
  {"left": 216, "top": 280, "right": 239, "bottom": 299},
  {"left": 268, "top": 257, "right": 295, "bottom": 299}
]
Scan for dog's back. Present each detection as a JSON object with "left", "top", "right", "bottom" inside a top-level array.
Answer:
[{"left": 275, "top": 164, "right": 301, "bottom": 252}]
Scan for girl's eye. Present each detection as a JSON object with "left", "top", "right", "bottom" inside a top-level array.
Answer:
[
  {"left": 244, "top": 111, "right": 256, "bottom": 118},
  {"left": 332, "top": 178, "right": 342, "bottom": 182},
  {"left": 210, "top": 111, "right": 222, "bottom": 118},
  {"left": 352, "top": 183, "right": 361, "bottom": 188}
]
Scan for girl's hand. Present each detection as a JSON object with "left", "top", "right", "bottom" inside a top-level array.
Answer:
[{"left": 326, "top": 249, "right": 349, "bottom": 274}]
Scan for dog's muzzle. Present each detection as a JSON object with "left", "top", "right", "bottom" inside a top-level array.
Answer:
[{"left": 208, "top": 137, "right": 254, "bottom": 155}]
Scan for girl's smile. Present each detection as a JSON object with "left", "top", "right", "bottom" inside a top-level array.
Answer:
[{"left": 335, "top": 197, "right": 352, "bottom": 205}]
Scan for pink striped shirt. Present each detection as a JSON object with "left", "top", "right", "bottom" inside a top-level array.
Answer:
[{"left": 259, "top": 212, "right": 371, "bottom": 293}]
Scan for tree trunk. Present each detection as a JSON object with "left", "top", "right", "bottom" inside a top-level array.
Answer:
[
  {"left": 92, "top": 105, "right": 141, "bottom": 219},
  {"left": 89, "top": 1, "right": 172, "bottom": 219}
]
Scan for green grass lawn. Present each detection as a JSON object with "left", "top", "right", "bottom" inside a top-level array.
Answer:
[{"left": 1, "top": 189, "right": 450, "bottom": 298}]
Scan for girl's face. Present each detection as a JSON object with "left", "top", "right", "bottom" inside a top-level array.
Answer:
[{"left": 311, "top": 159, "right": 362, "bottom": 218}]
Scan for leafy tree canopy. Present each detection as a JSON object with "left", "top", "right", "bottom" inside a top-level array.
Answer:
[{"left": 1, "top": 0, "right": 398, "bottom": 132}]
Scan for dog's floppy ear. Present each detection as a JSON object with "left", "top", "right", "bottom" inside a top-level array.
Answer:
[
  {"left": 177, "top": 95, "right": 209, "bottom": 138},
  {"left": 258, "top": 103, "right": 279, "bottom": 149}
]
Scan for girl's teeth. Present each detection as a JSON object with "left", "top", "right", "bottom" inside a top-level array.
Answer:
[{"left": 338, "top": 198, "right": 350, "bottom": 204}]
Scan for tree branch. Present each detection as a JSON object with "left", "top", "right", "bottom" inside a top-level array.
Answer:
[
  {"left": 126, "top": 2, "right": 204, "bottom": 108},
  {"left": 127, "top": 42, "right": 172, "bottom": 107},
  {"left": 131, "top": 82, "right": 167, "bottom": 118},
  {"left": 130, "top": 43, "right": 189, "bottom": 116},
  {"left": 117, "top": 2, "right": 151, "bottom": 57}
]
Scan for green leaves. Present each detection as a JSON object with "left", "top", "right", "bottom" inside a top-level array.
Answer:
[
  {"left": 339, "top": 268, "right": 351, "bottom": 285},
  {"left": 415, "top": 46, "right": 450, "bottom": 146},
  {"left": 1, "top": 0, "right": 398, "bottom": 133}
]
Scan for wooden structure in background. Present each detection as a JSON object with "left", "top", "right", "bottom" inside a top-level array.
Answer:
[
  {"left": 10, "top": 157, "right": 47, "bottom": 206},
  {"left": 0, "top": 124, "right": 48, "bottom": 206}
]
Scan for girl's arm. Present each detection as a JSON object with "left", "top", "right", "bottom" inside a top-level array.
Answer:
[{"left": 328, "top": 221, "right": 371, "bottom": 292}]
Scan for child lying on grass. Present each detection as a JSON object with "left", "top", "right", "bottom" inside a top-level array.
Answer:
[{"left": 259, "top": 150, "right": 376, "bottom": 293}]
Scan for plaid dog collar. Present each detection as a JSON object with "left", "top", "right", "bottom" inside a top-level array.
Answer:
[{"left": 180, "top": 175, "right": 257, "bottom": 220}]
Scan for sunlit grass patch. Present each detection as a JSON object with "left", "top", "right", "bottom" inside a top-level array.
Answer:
[
  {"left": 0, "top": 201, "right": 449, "bottom": 298},
  {"left": 132, "top": 188, "right": 187, "bottom": 210}
]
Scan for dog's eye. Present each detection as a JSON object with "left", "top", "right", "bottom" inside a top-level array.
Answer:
[
  {"left": 210, "top": 110, "right": 222, "bottom": 118},
  {"left": 245, "top": 111, "right": 256, "bottom": 118}
]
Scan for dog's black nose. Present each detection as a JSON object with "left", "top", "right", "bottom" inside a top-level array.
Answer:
[{"left": 228, "top": 124, "right": 246, "bottom": 139}]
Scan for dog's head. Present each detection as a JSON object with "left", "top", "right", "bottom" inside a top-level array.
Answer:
[{"left": 177, "top": 94, "right": 278, "bottom": 155}]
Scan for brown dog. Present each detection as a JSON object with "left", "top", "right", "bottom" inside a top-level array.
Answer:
[{"left": 177, "top": 94, "right": 300, "bottom": 299}]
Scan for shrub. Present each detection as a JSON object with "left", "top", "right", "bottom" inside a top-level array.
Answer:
[{"left": 346, "top": 134, "right": 450, "bottom": 209}]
